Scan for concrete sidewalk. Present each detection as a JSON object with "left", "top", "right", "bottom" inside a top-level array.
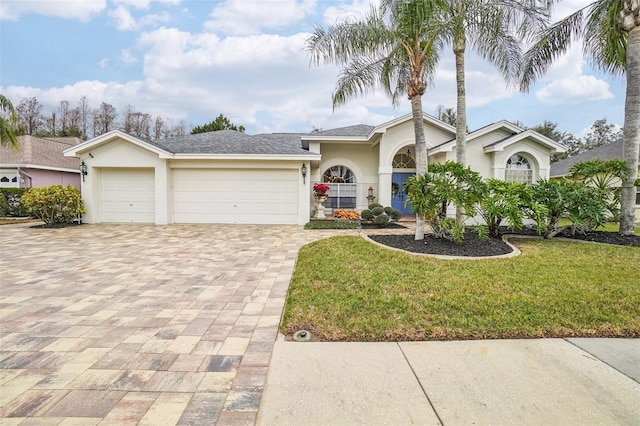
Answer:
[{"left": 257, "top": 338, "right": 640, "bottom": 425}]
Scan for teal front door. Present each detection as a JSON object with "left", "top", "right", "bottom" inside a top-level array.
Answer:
[{"left": 391, "top": 173, "right": 413, "bottom": 215}]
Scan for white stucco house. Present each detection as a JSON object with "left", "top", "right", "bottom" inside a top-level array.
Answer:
[{"left": 64, "top": 112, "right": 565, "bottom": 225}]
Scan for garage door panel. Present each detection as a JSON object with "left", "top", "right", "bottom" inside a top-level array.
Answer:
[
  {"left": 101, "top": 168, "right": 155, "bottom": 223},
  {"left": 173, "top": 169, "right": 298, "bottom": 224}
]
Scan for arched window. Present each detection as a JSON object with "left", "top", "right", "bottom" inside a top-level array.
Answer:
[
  {"left": 323, "top": 165, "right": 355, "bottom": 183},
  {"left": 392, "top": 147, "right": 416, "bottom": 169},
  {"left": 322, "top": 166, "right": 356, "bottom": 209},
  {"left": 505, "top": 154, "right": 532, "bottom": 183}
]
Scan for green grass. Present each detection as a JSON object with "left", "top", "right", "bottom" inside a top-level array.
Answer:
[
  {"left": 282, "top": 236, "right": 640, "bottom": 341},
  {"left": 557, "top": 219, "right": 640, "bottom": 235}
]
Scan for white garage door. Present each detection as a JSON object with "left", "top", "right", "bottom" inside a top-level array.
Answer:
[
  {"left": 101, "top": 168, "right": 155, "bottom": 223},
  {"left": 173, "top": 168, "right": 298, "bottom": 224}
]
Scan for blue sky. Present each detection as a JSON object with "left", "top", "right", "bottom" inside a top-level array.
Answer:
[{"left": 0, "top": 0, "right": 625, "bottom": 137}]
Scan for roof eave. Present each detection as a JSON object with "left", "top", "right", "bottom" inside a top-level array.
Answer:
[
  {"left": 171, "top": 153, "right": 322, "bottom": 161},
  {"left": 63, "top": 129, "right": 172, "bottom": 158}
]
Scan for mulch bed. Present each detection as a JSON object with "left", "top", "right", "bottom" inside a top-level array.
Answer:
[
  {"left": 368, "top": 232, "right": 513, "bottom": 257},
  {"left": 369, "top": 227, "right": 640, "bottom": 257}
]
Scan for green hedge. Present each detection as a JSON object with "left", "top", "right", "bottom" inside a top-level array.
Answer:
[{"left": 0, "top": 188, "right": 29, "bottom": 217}]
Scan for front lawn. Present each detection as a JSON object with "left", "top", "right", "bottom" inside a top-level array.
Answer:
[{"left": 281, "top": 236, "right": 640, "bottom": 341}]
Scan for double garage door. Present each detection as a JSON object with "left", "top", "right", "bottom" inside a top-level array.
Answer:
[
  {"left": 100, "top": 168, "right": 299, "bottom": 224},
  {"left": 173, "top": 169, "right": 299, "bottom": 224}
]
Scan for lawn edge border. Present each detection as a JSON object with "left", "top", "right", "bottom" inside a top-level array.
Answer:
[{"left": 360, "top": 234, "right": 522, "bottom": 260}]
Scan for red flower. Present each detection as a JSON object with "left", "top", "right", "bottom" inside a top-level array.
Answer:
[{"left": 313, "top": 183, "right": 330, "bottom": 196}]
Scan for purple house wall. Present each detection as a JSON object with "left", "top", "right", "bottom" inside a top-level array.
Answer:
[{"left": 0, "top": 135, "right": 82, "bottom": 189}]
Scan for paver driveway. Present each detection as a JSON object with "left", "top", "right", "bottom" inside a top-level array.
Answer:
[{"left": 0, "top": 223, "right": 350, "bottom": 425}]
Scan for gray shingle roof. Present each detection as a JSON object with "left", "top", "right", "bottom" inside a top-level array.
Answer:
[
  {"left": 307, "top": 124, "right": 374, "bottom": 137},
  {"left": 147, "top": 130, "right": 311, "bottom": 155},
  {"left": 550, "top": 139, "right": 629, "bottom": 177}
]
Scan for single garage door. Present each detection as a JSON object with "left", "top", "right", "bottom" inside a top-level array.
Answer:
[
  {"left": 173, "top": 168, "right": 298, "bottom": 224},
  {"left": 101, "top": 168, "right": 155, "bottom": 223}
]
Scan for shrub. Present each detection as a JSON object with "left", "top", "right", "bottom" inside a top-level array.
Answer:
[
  {"left": 20, "top": 185, "right": 86, "bottom": 226},
  {"left": 368, "top": 202, "right": 383, "bottom": 210},
  {"left": 0, "top": 194, "right": 8, "bottom": 216},
  {"left": 371, "top": 206, "right": 384, "bottom": 216},
  {"left": 374, "top": 213, "right": 390, "bottom": 226},
  {"left": 531, "top": 179, "right": 606, "bottom": 238},
  {"left": 0, "top": 188, "right": 29, "bottom": 217},
  {"left": 404, "top": 161, "right": 484, "bottom": 242},
  {"left": 361, "top": 209, "right": 373, "bottom": 220},
  {"left": 389, "top": 209, "right": 402, "bottom": 221}
]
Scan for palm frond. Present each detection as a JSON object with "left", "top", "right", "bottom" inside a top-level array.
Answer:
[
  {"left": 519, "top": 10, "right": 584, "bottom": 92},
  {"left": 583, "top": 0, "right": 626, "bottom": 75}
]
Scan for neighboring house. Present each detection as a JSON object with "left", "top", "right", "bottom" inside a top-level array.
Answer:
[
  {"left": 64, "top": 113, "right": 565, "bottom": 225},
  {"left": 0, "top": 135, "right": 82, "bottom": 189},
  {"left": 550, "top": 139, "right": 640, "bottom": 222}
]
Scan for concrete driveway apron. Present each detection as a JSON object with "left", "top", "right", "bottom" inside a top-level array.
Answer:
[{"left": 0, "top": 223, "right": 351, "bottom": 425}]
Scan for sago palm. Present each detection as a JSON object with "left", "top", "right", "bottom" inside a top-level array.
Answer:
[
  {"left": 306, "top": 0, "right": 444, "bottom": 240},
  {"left": 521, "top": 0, "right": 640, "bottom": 235}
]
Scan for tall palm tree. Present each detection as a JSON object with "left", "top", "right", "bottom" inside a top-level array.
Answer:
[
  {"left": 426, "top": 0, "right": 549, "bottom": 168},
  {"left": 0, "top": 94, "right": 19, "bottom": 150},
  {"left": 306, "top": 0, "right": 443, "bottom": 240},
  {"left": 520, "top": 0, "right": 639, "bottom": 235}
]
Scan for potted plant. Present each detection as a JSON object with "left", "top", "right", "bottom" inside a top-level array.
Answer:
[{"left": 312, "top": 183, "right": 330, "bottom": 219}]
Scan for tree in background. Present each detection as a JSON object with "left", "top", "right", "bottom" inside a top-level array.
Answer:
[
  {"left": 520, "top": 0, "right": 639, "bottom": 235},
  {"left": 191, "top": 114, "right": 246, "bottom": 134},
  {"left": 16, "top": 97, "right": 43, "bottom": 135},
  {"left": 307, "top": 0, "right": 442, "bottom": 240},
  {"left": 435, "top": 104, "right": 457, "bottom": 126},
  {"left": 529, "top": 120, "right": 581, "bottom": 161},
  {"left": 0, "top": 94, "right": 19, "bottom": 150}
]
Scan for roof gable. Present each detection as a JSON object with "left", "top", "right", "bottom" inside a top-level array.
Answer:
[{"left": 482, "top": 129, "right": 566, "bottom": 154}]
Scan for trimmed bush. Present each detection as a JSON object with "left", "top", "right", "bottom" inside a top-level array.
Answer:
[
  {"left": 371, "top": 206, "right": 384, "bottom": 216},
  {"left": 374, "top": 213, "right": 390, "bottom": 226},
  {"left": 389, "top": 209, "right": 402, "bottom": 221},
  {"left": 0, "top": 188, "right": 29, "bottom": 217},
  {"left": 368, "top": 202, "right": 383, "bottom": 210},
  {"left": 361, "top": 209, "right": 373, "bottom": 221},
  {"left": 20, "top": 185, "right": 86, "bottom": 226}
]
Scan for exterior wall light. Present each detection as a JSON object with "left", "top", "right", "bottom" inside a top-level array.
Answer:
[
  {"left": 301, "top": 163, "right": 307, "bottom": 184},
  {"left": 80, "top": 160, "right": 88, "bottom": 181}
]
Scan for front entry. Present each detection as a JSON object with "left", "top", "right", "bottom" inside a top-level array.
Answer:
[{"left": 391, "top": 172, "right": 413, "bottom": 215}]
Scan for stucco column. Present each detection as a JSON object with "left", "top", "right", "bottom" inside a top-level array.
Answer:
[
  {"left": 378, "top": 165, "right": 393, "bottom": 207},
  {"left": 155, "top": 163, "right": 169, "bottom": 225}
]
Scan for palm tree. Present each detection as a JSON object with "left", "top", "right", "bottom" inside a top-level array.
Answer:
[
  {"left": 427, "top": 0, "right": 548, "bottom": 168},
  {"left": 520, "top": 0, "right": 639, "bottom": 236},
  {"left": 306, "top": 0, "right": 443, "bottom": 240},
  {"left": 0, "top": 94, "right": 19, "bottom": 150}
]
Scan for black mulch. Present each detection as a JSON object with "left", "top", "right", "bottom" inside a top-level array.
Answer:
[
  {"left": 361, "top": 222, "right": 406, "bottom": 230},
  {"left": 369, "top": 227, "right": 640, "bottom": 257},
  {"left": 368, "top": 232, "right": 513, "bottom": 257}
]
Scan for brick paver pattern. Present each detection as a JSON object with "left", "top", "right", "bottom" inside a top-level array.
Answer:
[{"left": 0, "top": 223, "right": 354, "bottom": 425}]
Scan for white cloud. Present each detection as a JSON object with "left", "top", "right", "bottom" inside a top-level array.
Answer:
[
  {"left": 98, "top": 58, "right": 109, "bottom": 68},
  {"left": 121, "top": 49, "right": 138, "bottom": 64},
  {"left": 0, "top": 0, "right": 106, "bottom": 21},
  {"left": 112, "top": 0, "right": 181, "bottom": 9},
  {"left": 108, "top": 4, "right": 170, "bottom": 31},
  {"left": 322, "top": 0, "right": 377, "bottom": 25},
  {"left": 535, "top": 75, "right": 614, "bottom": 104},
  {"left": 203, "top": 0, "right": 316, "bottom": 36},
  {"left": 109, "top": 5, "right": 136, "bottom": 30}
]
